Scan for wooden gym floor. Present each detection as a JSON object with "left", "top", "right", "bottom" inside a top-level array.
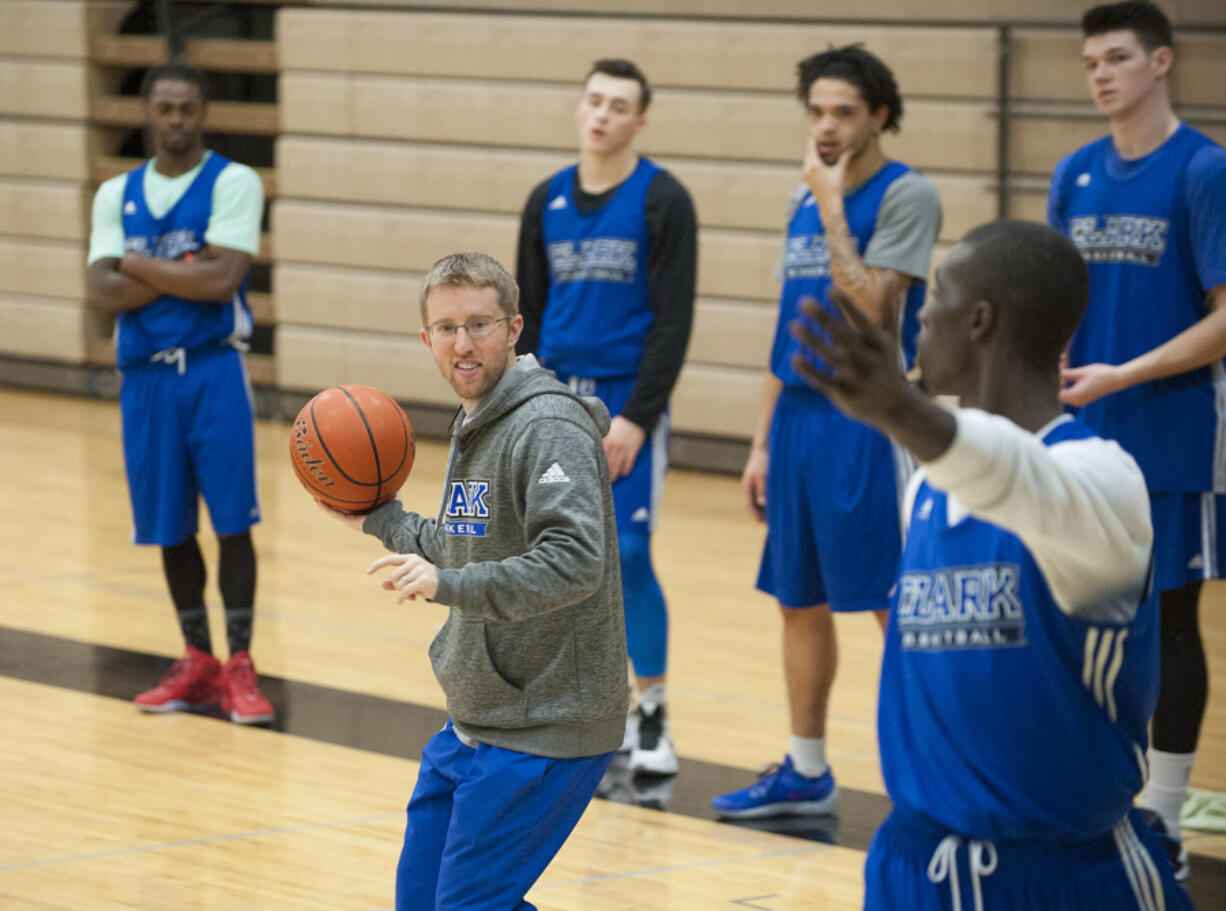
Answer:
[{"left": 1, "top": 386, "right": 1224, "bottom": 910}]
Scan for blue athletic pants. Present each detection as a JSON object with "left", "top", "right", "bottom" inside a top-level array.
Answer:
[{"left": 395, "top": 721, "right": 613, "bottom": 910}]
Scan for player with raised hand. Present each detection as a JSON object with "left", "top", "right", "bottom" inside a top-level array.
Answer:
[
  {"left": 792, "top": 218, "right": 1189, "bottom": 910},
  {"left": 1048, "top": 2, "right": 1226, "bottom": 878}
]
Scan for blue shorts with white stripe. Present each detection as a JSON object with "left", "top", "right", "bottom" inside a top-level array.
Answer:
[{"left": 864, "top": 807, "right": 1192, "bottom": 911}]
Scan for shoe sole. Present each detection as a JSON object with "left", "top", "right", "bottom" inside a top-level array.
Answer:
[
  {"left": 713, "top": 791, "right": 839, "bottom": 820},
  {"left": 629, "top": 751, "right": 678, "bottom": 776},
  {"left": 229, "top": 710, "right": 275, "bottom": 724},
  {"left": 135, "top": 698, "right": 219, "bottom": 713}
]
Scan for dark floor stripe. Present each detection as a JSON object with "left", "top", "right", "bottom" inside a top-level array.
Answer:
[{"left": 2, "top": 624, "right": 1222, "bottom": 908}]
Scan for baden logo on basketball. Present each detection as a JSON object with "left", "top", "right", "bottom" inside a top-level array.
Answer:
[{"left": 292, "top": 418, "right": 335, "bottom": 488}]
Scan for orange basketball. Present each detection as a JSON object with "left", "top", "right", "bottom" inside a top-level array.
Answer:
[{"left": 290, "top": 385, "right": 415, "bottom": 513}]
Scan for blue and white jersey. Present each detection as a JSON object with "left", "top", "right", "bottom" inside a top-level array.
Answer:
[
  {"left": 771, "top": 161, "right": 930, "bottom": 388},
  {"left": 880, "top": 413, "right": 1156, "bottom": 842},
  {"left": 117, "top": 153, "right": 252, "bottom": 367},
  {"left": 1049, "top": 124, "right": 1226, "bottom": 492},
  {"left": 539, "top": 158, "right": 659, "bottom": 379}
]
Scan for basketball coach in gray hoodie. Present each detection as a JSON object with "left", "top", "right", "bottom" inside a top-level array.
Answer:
[{"left": 320, "top": 251, "right": 629, "bottom": 911}]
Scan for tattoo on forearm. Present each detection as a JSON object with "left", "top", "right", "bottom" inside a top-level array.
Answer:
[{"left": 826, "top": 218, "right": 873, "bottom": 305}]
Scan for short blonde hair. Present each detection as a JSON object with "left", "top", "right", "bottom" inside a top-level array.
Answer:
[{"left": 418, "top": 252, "right": 520, "bottom": 324}]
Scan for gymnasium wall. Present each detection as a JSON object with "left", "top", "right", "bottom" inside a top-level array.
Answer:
[
  {"left": 1, "top": 0, "right": 1224, "bottom": 469},
  {"left": 0, "top": 1, "right": 127, "bottom": 368}
]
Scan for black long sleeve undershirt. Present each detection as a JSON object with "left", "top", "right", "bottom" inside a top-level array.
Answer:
[{"left": 515, "top": 167, "right": 698, "bottom": 433}]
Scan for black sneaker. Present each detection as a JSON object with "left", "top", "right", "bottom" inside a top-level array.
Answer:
[{"left": 629, "top": 703, "right": 678, "bottom": 776}]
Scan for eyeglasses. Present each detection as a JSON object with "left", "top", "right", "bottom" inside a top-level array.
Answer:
[{"left": 424, "top": 316, "right": 510, "bottom": 341}]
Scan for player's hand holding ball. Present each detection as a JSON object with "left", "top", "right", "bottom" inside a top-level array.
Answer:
[{"left": 315, "top": 497, "right": 376, "bottom": 531}]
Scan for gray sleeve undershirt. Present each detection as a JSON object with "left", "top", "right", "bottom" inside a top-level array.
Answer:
[{"left": 863, "top": 170, "right": 943, "bottom": 281}]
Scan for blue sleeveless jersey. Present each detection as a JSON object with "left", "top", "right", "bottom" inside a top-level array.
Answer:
[
  {"left": 539, "top": 158, "right": 658, "bottom": 379},
  {"left": 880, "top": 418, "right": 1157, "bottom": 842},
  {"left": 771, "top": 161, "right": 926, "bottom": 390},
  {"left": 117, "top": 153, "right": 252, "bottom": 368},
  {"left": 1049, "top": 124, "right": 1226, "bottom": 492}
]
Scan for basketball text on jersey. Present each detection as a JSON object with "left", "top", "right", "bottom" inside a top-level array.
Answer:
[
  {"left": 782, "top": 233, "right": 860, "bottom": 281},
  {"left": 124, "top": 228, "right": 200, "bottom": 261},
  {"left": 547, "top": 238, "right": 638, "bottom": 283},
  {"left": 895, "top": 563, "right": 1027, "bottom": 650},
  {"left": 784, "top": 234, "right": 831, "bottom": 280},
  {"left": 445, "top": 480, "right": 490, "bottom": 537},
  {"left": 1067, "top": 214, "right": 1169, "bottom": 266}
]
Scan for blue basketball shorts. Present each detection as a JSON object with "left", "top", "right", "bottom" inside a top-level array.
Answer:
[
  {"left": 119, "top": 344, "right": 260, "bottom": 546},
  {"left": 395, "top": 720, "right": 613, "bottom": 911},
  {"left": 559, "top": 373, "right": 666, "bottom": 535},
  {"left": 1149, "top": 491, "right": 1226, "bottom": 594},
  {"left": 865, "top": 807, "right": 1192, "bottom": 911},
  {"left": 757, "top": 387, "right": 910, "bottom": 612}
]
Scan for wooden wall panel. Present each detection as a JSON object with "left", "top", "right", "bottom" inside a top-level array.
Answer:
[
  {"left": 279, "top": 9, "right": 997, "bottom": 97},
  {"left": 671, "top": 364, "right": 762, "bottom": 438},
  {"left": 275, "top": 137, "right": 567, "bottom": 214},
  {"left": 1011, "top": 29, "right": 1226, "bottom": 108},
  {"left": 0, "top": 295, "right": 86, "bottom": 362},
  {"left": 274, "top": 200, "right": 790, "bottom": 304},
  {"left": 933, "top": 175, "right": 998, "bottom": 240},
  {"left": 275, "top": 263, "right": 422, "bottom": 333},
  {"left": 279, "top": 74, "right": 997, "bottom": 171},
  {"left": 0, "top": 122, "right": 92, "bottom": 181},
  {"left": 1012, "top": 115, "right": 1226, "bottom": 176},
  {"left": 689, "top": 299, "right": 775, "bottom": 370},
  {"left": 0, "top": 60, "right": 90, "bottom": 120},
  {"left": 0, "top": 1, "right": 127, "bottom": 59},
  {"left": 698, "top": 228, "right": 785, "bottom": 302},
  {"left": 0, "top": 238, "right": 87, "bottom": 300},
  {"left": 277, "top": 137, "right": 987, "bottom": 243},
  {"left": 276, "top": 324, "right": 454, "bottom": 403},
  {"left": 1170, "top": 34, "right": 1226, "bottom": 106},
  {"left": 282, "top": 0, "right": 1226, "bottom": 29},
  {"left": 0, "top": 179, "right": 90, "bottom": 242},
  {"left": 1007, "top": 189, "right": 1049, "bottom": 224},
  {"left": 272, "top": 201, "right": 517, "bottom": 274}
]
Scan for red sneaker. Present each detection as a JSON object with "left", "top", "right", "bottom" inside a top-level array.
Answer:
[
  {"left": 134, "top": 646, "right": 222, "bottom": 712},
  {"left": 222, "top": 651, "right": 275, "bottom": 724}
]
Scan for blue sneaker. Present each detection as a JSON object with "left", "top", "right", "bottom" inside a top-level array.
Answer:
[{"left": 711, "top": 755, "right": 838, "bottom": 819}]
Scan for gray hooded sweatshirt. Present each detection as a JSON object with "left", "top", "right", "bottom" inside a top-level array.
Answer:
[{"left": 363, "top": 356, "right": 629, "bottom": 758}]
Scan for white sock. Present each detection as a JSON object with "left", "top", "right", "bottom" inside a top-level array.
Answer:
[
  {"left": 788, "top": 735, "right": 828, "bottom": 778},
  {"left": 639, "top": 682, "right": 666, "bottom": 712},
  {"left": 1140, "top": 748, "right": 1195, "bottom": 840}
]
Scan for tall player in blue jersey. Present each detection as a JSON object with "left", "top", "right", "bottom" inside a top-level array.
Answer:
[
  {"left": 516, "top": 59, "right": 697, "bottom": 776},
  {"left": 1048, "top": 2, "right": 1226, "bottom": 880},
  {"left": 712, "top": 45, "right": 941, "bottom": 818},
  {"left": 791, "top": 219, "right": 1190, "bottom": 910},
  {"left": 87, "top": 63, "right": 274, "bottom": 724}
]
